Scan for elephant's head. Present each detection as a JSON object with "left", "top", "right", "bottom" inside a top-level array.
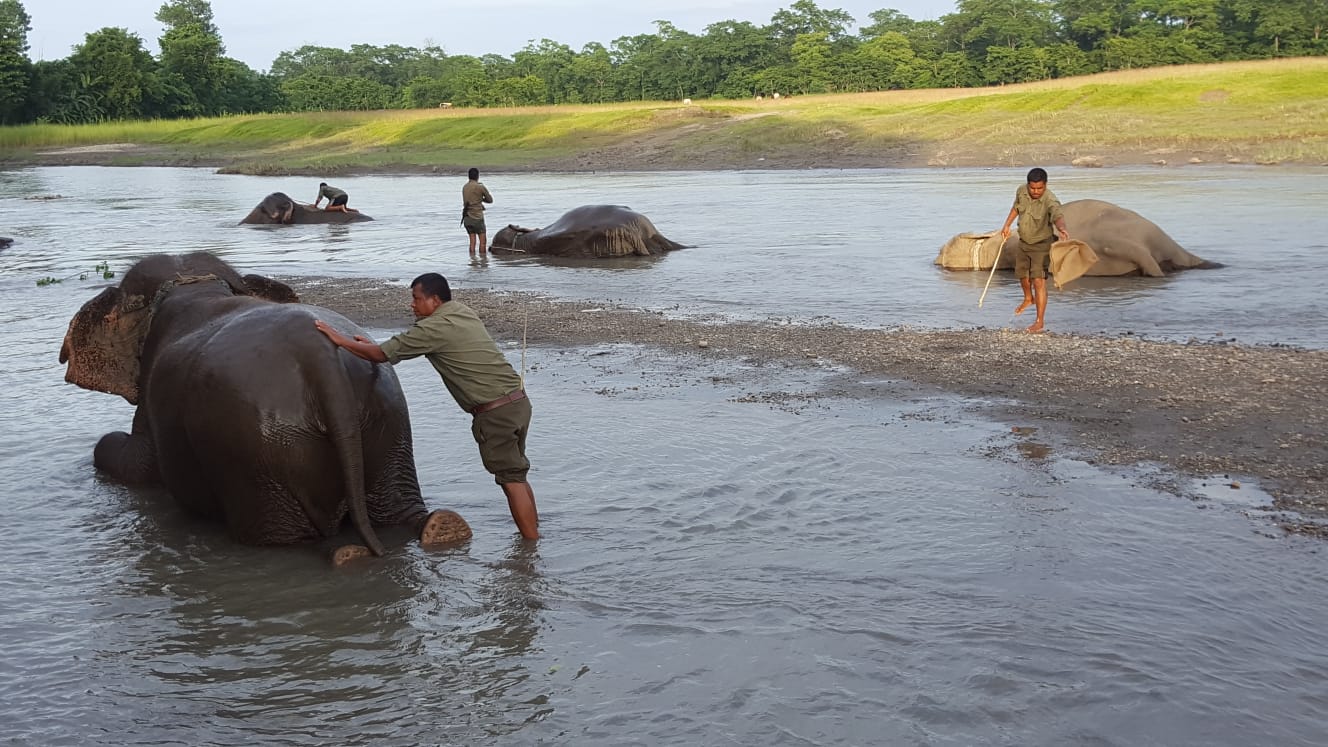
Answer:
[
  {"left": 491, "top": 224, "right": 535, "bottom": 252},
  {"left": 242, "top": 192, "right": 297, "bottom": 224},
  {"left": 60, "top": 252, "right": 299, "bottom": 404}
]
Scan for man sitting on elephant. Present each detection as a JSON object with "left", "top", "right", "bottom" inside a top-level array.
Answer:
[
  {"left": 1000, "top": 167, "right": 1070, "bottom": 333},
  {"left": 313, "top": 182, "right": 358, "bottom": 214},
  {"left": 315, "top": 273, "right": 540, "bottom": 540}
]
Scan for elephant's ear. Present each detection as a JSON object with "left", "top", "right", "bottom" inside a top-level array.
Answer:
[
  {"left": 60, "top": 286, "right": 151, "bottom": 404},
  {"left": 241, "top": 273, "right": 300, "bottom": 303}
]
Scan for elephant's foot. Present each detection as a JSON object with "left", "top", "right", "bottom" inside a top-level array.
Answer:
[
  {"left": 419, "top": 509, "right": 473, "bottom": 547},
  {"left": 331, "top": 544, "right": 375, "bottom": 566}
]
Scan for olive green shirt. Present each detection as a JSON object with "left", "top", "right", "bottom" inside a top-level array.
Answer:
[
  {"left": 379, "top": 301, "right": 522, "bottom": 412},
  {"left": 318, "top": 184, "right": 347, "bottom": 201},
  {"left": 462, "top": 180, "right": 493, "bottom": 220},
  {"left": 1012, "top": 184, "right": 1064, "bottom": 244}
]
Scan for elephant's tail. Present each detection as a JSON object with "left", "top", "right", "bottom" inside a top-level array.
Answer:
[{"left": 321, "top": 359, "right": 386, "bottom": 557}]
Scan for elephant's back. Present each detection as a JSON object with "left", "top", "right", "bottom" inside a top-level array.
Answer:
[{"left": 542, "top": 204, "right": 641, "bottom": 234}]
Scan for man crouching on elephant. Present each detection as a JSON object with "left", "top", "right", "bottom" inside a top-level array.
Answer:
[
  {"left": 315, "top": 273, "right": 540, "bottom": 540},
  {"left": 1000, "top": 167, "right": 1069, "bottom": 333}
]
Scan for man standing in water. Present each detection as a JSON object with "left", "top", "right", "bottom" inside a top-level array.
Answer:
[
  {"left": 461, "top": 168, "right": 494, "bottom": 257},
  {"left": 314, "top": 273, "right": 540, "bottom": 540},
  {"left": 1000, "top": 167, "right": 1069, "bottom": 333},
  {"left": 313, "top": 182, "right": 358, "bottom": 214}
]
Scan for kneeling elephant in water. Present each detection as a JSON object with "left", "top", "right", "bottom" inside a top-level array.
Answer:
[
  {"left": 59, "top": 252, "right": 468, "bottom": 564},
  {"left": 491, "top": 205, "right": 685, "bottom": 258},
  {"left": 935, "top": 199, "right": 1221, "bottom": 277},
  {"left": 240, "top": 192, "right": 374, "bottom": 225}
]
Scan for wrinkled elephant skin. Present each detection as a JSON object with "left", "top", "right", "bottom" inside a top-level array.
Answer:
[
  {"left": 59, "top": 252, "right": 468, "bottom": 557},
  {"left": 240, "top": 192, "right": 373, "bottom": 225},
  {"left": 935, "top": 199, "right": 1220, "bottom": 277},
  {"left": 491, "top": 205, "right": 685, "bottom": 258}
]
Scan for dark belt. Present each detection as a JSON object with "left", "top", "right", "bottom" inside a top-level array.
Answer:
[{"left": 470, "top": 389, "right": 526, "bottom": 415}]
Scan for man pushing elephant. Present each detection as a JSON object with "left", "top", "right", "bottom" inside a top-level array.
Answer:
[
  {"left": 1000, "top": 167, "right": 1069, "bottom": 333},
  {"left": 315, "top": 273, "right": 540, "bottom": 540}
]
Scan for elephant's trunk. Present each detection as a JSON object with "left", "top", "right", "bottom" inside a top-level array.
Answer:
[{"left": 318, "top": 352, "right": 386, "bottom": 557}]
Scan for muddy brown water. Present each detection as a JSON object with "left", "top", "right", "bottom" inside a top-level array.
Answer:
[{"left": 2, "top": 166, "right": 1327, "bottom": 745}]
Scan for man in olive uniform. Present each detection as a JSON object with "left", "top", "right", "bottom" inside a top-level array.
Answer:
[
  {"left": 999, "top": 167, "right": 1069, "bottom": 333},
  {"left": 313, "top": 182, "right": 358, "bottom": 214},
  {"left": 461, "top": 167, "right": 494, "bottom": 257},
  {"left": 314, "top": 273, "right": 540, "bottom": 540}
]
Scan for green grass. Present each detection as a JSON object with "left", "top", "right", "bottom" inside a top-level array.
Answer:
[{"left": 4, "top": 58, "right": 1326, "bottom": 171}]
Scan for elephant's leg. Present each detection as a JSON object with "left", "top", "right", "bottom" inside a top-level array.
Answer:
[
  {"left": 1110, "top": 240, "right": 1166, "bottom": 277},
  {"left": 419, "top": 510, "right": 472, "bottom": 547},
  {"left": 93, "top": 430, "right": 159, "bottom": 485}
]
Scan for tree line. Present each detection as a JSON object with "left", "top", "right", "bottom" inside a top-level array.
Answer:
[{"left": 0, "top": 0, "right": 1324, "bottom": 125}]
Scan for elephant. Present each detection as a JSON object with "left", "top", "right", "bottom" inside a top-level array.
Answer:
[
  {"left": 491, "top": 205, "right": 685, "bottom": 258},
  {"left": 59, "top": 252, "right": 469, "bottom": 563},
  {"left": 240, "top": 192, "right": 373, "bottom": 225},
  {"left": 935, "top": 199, "right": 1221, "bottom": 277}
]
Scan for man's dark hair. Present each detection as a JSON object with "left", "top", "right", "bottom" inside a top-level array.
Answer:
[
  {"left": 411, "top": 272, "right": 452, "bottom": 302},
  {"left": 468, "top": 167, "right": 479, "bottom": 180},
  {"left": 1026, "top": 167, "right": 1048, "bottom": 184},
  {"left": 319, "top": 181, "right": 327, "bottom": 187}
]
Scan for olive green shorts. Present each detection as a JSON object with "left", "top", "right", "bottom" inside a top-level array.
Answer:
[
  {"left": 1015, "top": 238, "right": 1053, "bottom": 279},
  {"left": 463, "top": 216, "right": 487, "bottom": 235},
  {"left": 471, "top": 396, "right": 531, "bottom": 484}
]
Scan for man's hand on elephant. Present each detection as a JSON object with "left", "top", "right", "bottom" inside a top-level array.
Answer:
[
  {"left": 314, "top": 319, "right": 342, "bottom": 343},
  {"left": 354, "top": 335, "right": 372, "bottom": 343},
  {"left": 1001, "top": 226, "right": 1011, "bottom": 239}
]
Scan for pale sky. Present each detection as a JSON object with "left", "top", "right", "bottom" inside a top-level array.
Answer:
[{"left": 27, "top": 0, "right": 959, "bottom": 72}]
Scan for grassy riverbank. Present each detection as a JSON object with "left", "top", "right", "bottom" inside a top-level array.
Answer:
[{"left": 3, "top": 58, "right": 1326, "bottom": 173}]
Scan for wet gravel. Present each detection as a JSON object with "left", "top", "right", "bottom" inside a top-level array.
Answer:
[{"left": 289, "top": 276, "right": 1328, "bottom": 535}]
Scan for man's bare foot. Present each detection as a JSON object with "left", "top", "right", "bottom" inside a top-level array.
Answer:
[
  {"left": 1014, "top": 300, "right": 1033, "bottom": 315},
  {"left": 1026, "top": 320, "right": 1045, "bottom": 333}
]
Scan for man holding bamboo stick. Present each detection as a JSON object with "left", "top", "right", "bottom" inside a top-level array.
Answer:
[{"left": 1000, "top": 167, "right": 1069, "bottom": 333}]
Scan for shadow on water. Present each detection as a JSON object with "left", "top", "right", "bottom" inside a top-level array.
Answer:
[{"left": 487, "top": 249, "right": 672, "bottom": 272}]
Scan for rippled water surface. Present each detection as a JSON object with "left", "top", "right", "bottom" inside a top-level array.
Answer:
[{"left": 2, "top": 167, "right": 1327, "bottom": 745}]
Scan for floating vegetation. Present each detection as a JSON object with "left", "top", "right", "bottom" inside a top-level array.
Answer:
[{"left": 35, "top": 261, "right": 116, "bottom": 287}]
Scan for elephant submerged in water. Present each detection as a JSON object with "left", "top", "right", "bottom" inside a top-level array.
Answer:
[
  {"left": 240, "top": 192, "right": 373, "bottom": 225},
  {"left": 935, "top": 199, "right": 1220, "bottom": 277},
  {"left": 60, "top": 252, "right": 468, "bottom": 563},
  {"left": 491, "top": 205, "right": 685, "bottom": 258}
]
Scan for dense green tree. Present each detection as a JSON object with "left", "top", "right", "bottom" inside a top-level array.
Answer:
[
  {"left": 695, "top": 20, "right": 778, "bottom": 97},
  {"left": 489, "top": 74, "right": 545, "bottom": 106},
  {"left": 769, "top": 0, "right": 855, "bottom": 43},
  {"left": 1055, "top": 0, "right": 1138, "bottom": 47},
  {"left": 569, "top": 42, "right": 615, "bottom": 103},
  {"left": 7, "top": 0, "right": 1328, "bottom": 122},
  {"left": 845, "top": 31, "right": 923, "bottom": 90},
  {"left": 0, "top": 0, "right": 31, "bottom": 124},
  {"left": 790, "top": 31, "right": 836, "bottom": 91},
  {"left": 67, "top": 27, "right": 161, "bottom": 120},
  {"left": 513, "top": 39, "right": 577, "bottom": 103},
  {"left": 279, "top": 72, "right": 393, "bottom": 111},
  {"left": 155, "top": 0, "right": 225, "bottom": 115}
]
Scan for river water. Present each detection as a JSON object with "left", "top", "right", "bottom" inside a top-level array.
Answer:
[{"left": 1, "top": 166, "right": 1326, "bottom": 745}]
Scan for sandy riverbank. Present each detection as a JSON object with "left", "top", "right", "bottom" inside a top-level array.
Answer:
[{"left": 287, "top": 276, "right": 1328, "bottom": 536}]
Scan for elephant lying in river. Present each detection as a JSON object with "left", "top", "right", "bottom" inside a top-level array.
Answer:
[
  {"left": 60, "top": 252, "right": 468, "bottom": 562},
  {"left": 240, "top": 192, "right": 373, "bottom": 224},
  {"left": 491, "top": 205, "right": 685, "bottom": 258},
  {"left": 935, "top": 199, "right": 1221, "bottom": 277}
]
